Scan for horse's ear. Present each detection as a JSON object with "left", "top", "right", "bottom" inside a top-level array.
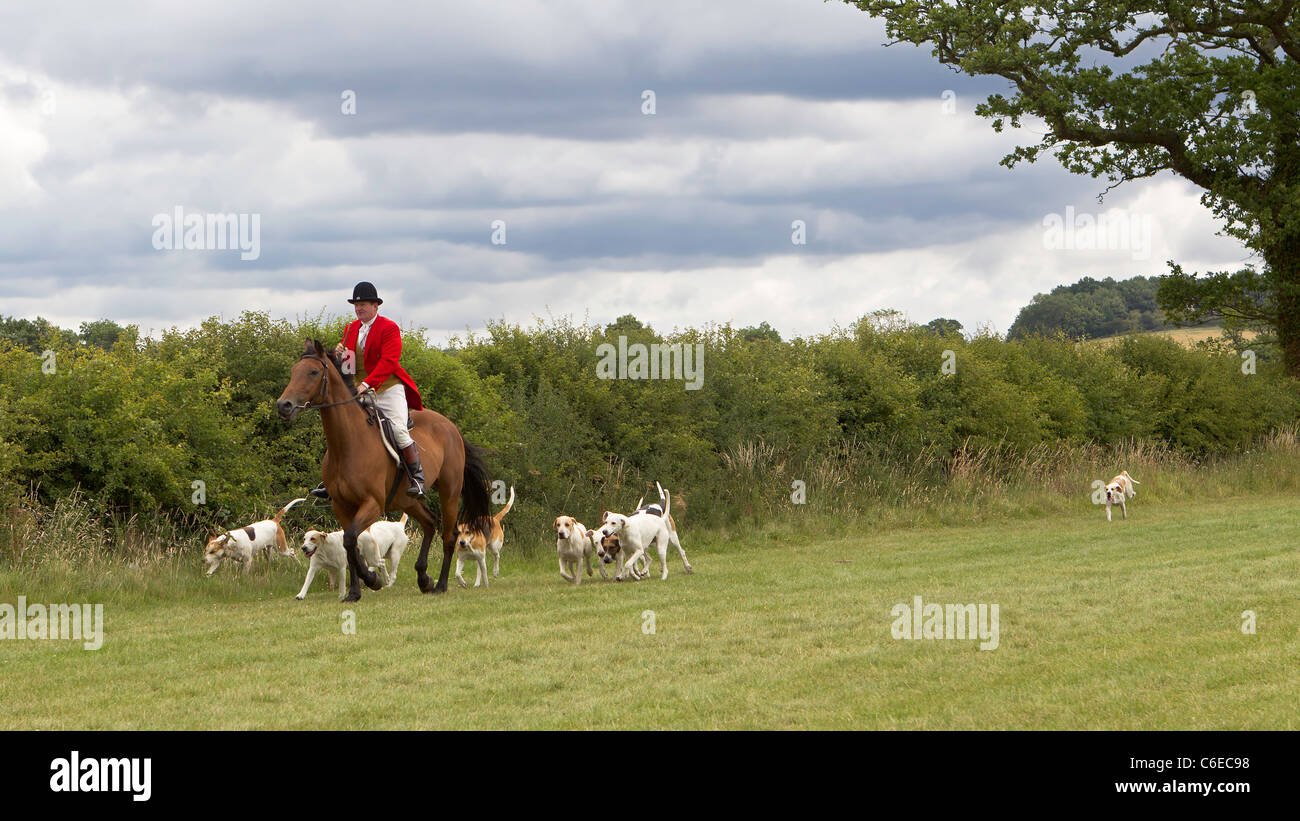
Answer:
[
  {"left": 312, "top": 339, "right": 324, "bottom": 356},
  {"left": 302, "top": 338, "right": 314, "bottom": 354}
]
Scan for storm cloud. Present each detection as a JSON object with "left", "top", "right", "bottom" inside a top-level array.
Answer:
[{"left": 0, "top": 0, "right": 1248, "bottom": 341}]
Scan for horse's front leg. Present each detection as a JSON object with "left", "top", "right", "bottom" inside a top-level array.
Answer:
[{"left": 342, "top": 508, "right": 384, "bottom": 600}]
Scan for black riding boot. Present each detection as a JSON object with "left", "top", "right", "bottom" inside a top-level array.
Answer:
[
  {"left": 310, "top": 482, "right": 331, "bottom": 501},
  {"left": 401, "top": 443, "right": 426, "bottom": 498}
]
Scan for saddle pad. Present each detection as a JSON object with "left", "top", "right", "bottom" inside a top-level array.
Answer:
[{"left": 373, "top": 412, "right": 405, "bottom": 463}]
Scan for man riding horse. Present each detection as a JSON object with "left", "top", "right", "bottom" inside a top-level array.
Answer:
[
  {"left": 311, "top": 281, "right": 426, "bottom": 499},
  {"left": 278, "top": 287, "right": 493, "bottom": 598}
]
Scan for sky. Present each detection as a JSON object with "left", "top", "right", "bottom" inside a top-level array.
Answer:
[{"left": 0, "top": 0, "right": 1254, "bottom": 343}]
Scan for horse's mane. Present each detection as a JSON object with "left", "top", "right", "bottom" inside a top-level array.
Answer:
[{"left": 319, "top": 341, "right": 357, "bottom": 396}]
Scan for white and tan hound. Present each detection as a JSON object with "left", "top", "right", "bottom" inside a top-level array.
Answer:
[
  {"left": 1104, "top": 471, "right": 1140, "bottom": 521},
  {"left": 203, "top": 498, "right": 306, "bottom": 575},
  {"left": 597, "top": 484, "right": 692, "bottom": 581},
  {"left": 295, "top": 514, "right": 409, "bottom": 599},
  {"left": 454, "top": 486, "right": 514, "bottom": 588},
  {"left": 554, "top": 515, "right": 598, "bottom": 584}
]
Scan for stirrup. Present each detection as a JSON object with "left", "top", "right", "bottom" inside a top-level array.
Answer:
[
  {"left": 405, "top": 463, "right": 426, "bottom": 498},
  {"left": 310, "top": 482, "right": 331, "bottom": 501}
]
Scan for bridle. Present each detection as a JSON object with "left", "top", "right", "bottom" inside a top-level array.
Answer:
[
  {"left": 287, "top": 353, "right": 367, "bottom": 412},
  {"left": 287, "top": 350, "right": 400, "bottom": 508}
]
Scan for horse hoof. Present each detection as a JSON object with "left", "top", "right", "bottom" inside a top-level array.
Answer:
[{"left": 342, "top": 592, "right": 361, "bottom": 603}]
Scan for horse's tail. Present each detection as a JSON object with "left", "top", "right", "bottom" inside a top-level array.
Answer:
[{"left": 460, "top": 436, "right": 493, "bottom": 535}]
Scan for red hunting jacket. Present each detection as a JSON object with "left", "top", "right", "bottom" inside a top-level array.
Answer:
[{"left": 341, "top": 314, "right": 424, "bottom": 411}]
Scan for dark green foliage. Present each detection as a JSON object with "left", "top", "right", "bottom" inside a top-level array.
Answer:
[
  {"left": 78, "top": 319, "right": 130, "bottom": 351},
  {"left": 0, "top": 315, "right": 79, "bottom": 352},
  {"left": 1, "top": 309, "right": 1295, "bottom": 556},
  {"left": 1008, "top": 275, "right": 1173, "bottom": 340},
  {"left": 923, "top": 318, "right": 963, "bottom": 338}
]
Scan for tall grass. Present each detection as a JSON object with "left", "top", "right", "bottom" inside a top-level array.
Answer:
[{"left": 4, "top": 424, "right": 1299, "bottom": 583}]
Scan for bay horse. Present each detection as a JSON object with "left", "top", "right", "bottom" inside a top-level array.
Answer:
[{"left": 275, "top": 339, "right": 492, "bottom": 600}]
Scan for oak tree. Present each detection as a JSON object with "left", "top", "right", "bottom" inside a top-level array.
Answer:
[{"left": 842, "top": 1, "right": 1300, "bottom": 373}]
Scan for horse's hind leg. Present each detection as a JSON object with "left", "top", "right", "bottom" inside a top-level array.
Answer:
[
  {"left": 407, "top": 501, "right": 439, "bottom": 593},
  {"left": 432, "top": 479, "right": 460, "bottom": 594}
]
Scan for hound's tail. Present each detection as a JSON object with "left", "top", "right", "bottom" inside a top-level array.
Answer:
[
  {"left": 662, "top": 488, "right": 671, "bottom": 519},
  {"left": 493, "top": 486, "right": 515, "bottom": 524},
  {"left": 398, "top": 513, "right": 409, "bottom": 526},
  {"left": 272, "top": 497, "right": 307, "bottom": 523},
  {"left": 656, "top": 481, "right": 666, "bottom": 508}
]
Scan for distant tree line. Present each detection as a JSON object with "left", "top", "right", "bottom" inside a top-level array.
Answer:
[
  {"left": 0, "top": 316, "right": 129, "bottom": 352},
  {"left": 1007, "top": 275, "right": 1176, "bottom": 340}
]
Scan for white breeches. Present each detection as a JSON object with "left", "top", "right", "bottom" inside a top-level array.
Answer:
[{"left": 373, "top": 384, "right": 412, "bottom": 448}]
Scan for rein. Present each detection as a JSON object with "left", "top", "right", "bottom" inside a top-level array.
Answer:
[
  {"left": 292, "top": 348, "right": 405, "bottom": 512},
  {"left": 290, "top": 353, "right": 368, "bottom": 412}
]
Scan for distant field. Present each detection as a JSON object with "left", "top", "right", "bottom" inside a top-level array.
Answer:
[
  {"left": 1087, "top": 326, "right": 1257, "bottom": 347},
  {"left": 1, "top": 492, "right": 1296, "bottom": 730}
]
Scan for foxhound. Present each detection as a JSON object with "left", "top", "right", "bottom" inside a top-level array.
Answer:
[
  {"left": 203, "top": 498, "right": 305, "bottom": 576},
  {"left": 453, "top": 486, "right": 514, "bottom": 588},
  {"left": 365, "top": 514, "right": 410, "bottom": 587},
  {"left": 554, "top": 515, "right": 597, "bottom": 584},
  {"left": 1104, "top": 471, "right": 1140, "bottom": 521},
  {"left": 597, "top": 484, "right": 692, "bottom": 581},
  {"left": 295, "top": 515, "right": 408, "bottom": 599},
  {"left": 587, "top": 529, "right": 653, "bottom": 580}
]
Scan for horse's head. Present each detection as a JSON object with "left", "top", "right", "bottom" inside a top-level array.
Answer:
[{"left": 276, "top": 339, "right": 334, "bottom": 421}]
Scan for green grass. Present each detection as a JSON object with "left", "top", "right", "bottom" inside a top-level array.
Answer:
[{"left": 1, "top": 492, "right": 1297, "bottom": 729}]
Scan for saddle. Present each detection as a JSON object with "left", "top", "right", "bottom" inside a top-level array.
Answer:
[{"left": 360, "top": 395, "right": 412, "bottom": 463}]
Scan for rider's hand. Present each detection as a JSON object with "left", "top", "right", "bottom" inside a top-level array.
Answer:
[{"left": 356, "top": 383, "right": 375, "bottom": 409}]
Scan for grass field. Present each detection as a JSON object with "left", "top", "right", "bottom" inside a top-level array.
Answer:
[
  {"left": 1086, "top": 326, "right": 1257, "bottom": 348},
  {"left": 1, "top": 491, "right": 1297, "bottom": 730}
]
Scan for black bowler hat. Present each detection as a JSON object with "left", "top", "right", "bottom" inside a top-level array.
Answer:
[{"left": 347, "top": 281, "right": 383, "bottom": 305}]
